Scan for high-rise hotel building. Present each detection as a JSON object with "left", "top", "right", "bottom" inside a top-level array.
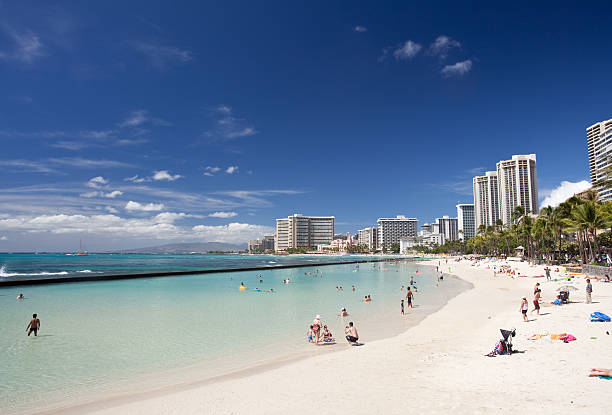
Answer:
[
  {"left": 473, "top": 154, "right": 538, "bottom": 229},
  {"left": 274, "top": 214, "right": 334, "bottom": 251},
  {"left": 358, "top": 227, "right": 379, "bottom": 251},
  {"left": 377, "top": 216, "right": 418, "bottom": 249},
  {"left": 587, "top": 118, "right": 612, "bottom": 201},
  {"left": 497, "top": 154, "right": 538, "bottom": 225},
  {"left": 473, "top": 171, "right": 500, "bottom": 231},
  {"left": 456, "top": 203, "right": 475, "bottom": 240}
]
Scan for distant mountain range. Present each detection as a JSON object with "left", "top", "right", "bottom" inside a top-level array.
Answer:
[{"left": 115, "top": 242, "right": 247, "bottom": 254}]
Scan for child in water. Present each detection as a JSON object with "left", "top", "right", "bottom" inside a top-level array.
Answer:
[{"left": 307, "top": 326, "right": 314, "bottom": 342}]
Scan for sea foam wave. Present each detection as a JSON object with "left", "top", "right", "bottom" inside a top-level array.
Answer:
[{"left": 0, "top": 265, "right": 69, "bottom": 278}]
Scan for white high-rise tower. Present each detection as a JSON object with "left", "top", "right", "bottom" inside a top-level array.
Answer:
[
  {"left": 496, "top": 154, "right": 538, "bottom": 225},
  {"left": 472, "top": 171, "right": 500, "bottom": 232},
  {"left": 587, "top": 118, "right": 612, "bottom": 201}
]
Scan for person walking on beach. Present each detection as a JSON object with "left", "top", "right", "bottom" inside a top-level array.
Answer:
[
  {"left": 345, "top": 322, "right": 359, "bottom": 345},
  {"left": 26, "top": 314, "right": 40, "bottom": 336},
  {"left": 586, "top": 279, "right": 593, "bottom": 304},
  {"left": 544, "top": 266, "right": 551, "bottom": 281},
  {"left": 401, "top": 299, "right": 405, "bottom": 315},
  {"left": 532, "top": 289, "right": 541, "bottom": 315},
  {"left": 406, "top": 287, "right": 413, "bottom": 308},
  {"left": 520, "top": 297, "right": 528, "bottom": 322}
]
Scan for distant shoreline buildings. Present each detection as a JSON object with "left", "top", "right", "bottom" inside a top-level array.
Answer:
[{"left": 249, "top": 154, "right": 541, "bottom": 253}]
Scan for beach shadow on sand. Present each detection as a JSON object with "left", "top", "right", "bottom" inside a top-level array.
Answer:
[{"left": 538, "top": 312, "right": 552, "bottom": 316}]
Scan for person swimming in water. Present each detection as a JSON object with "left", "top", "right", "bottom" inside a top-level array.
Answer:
[
  {"left": 17, "top": 293, "right": 24, "bottom": 300},
  {"left": 340, "top": 307, "right": 348, "bottom": 317}
]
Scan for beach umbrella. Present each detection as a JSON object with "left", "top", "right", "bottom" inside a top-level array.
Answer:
[{"left": 556, "top": 285, "right": 577, "bottom": 292}]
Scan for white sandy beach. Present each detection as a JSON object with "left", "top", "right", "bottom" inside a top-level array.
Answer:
[{"left": 49, "top": 258, "right": 611, "bottom": 415}]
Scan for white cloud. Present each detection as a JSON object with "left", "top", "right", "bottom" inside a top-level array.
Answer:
[
  {"left": 0, "top": 159, "right": 59, "bottom": 173},
  {"left": 1, "top": 235, "right": 8, "bottom": 241},
  {"left": 105, "top": 206, "right": 119, "bottom": 213},
  {"left": 208, "top": 211, "right": 238, "bottom": 218},
  {"left": 80, "top": 190, "right": 123, "bottom": 199},
  {"left": 48, "top": 158, "right": 132, "bottom": 168},
  {"left": 87, "top": 176, "right": 108, "bottom": 188},
  {"left": 191, "top": 223, "right": 274, "bottom": 243},
  {"left": 153, "top": 170, "right": 182, "bottom": 181},
  {"left": 540, "top": 180, "right": 591, "bottom": 208},
  {"left": 125, "top": 201, "right": 165, "bottom": 211},
  {"left": 393, "top": 40, "right": 422, "bottom": 60},
  {"left": 0, "top": 27, "right": 45, "bottom": 63},
  {"left": 354, "top": 26, "right": 367, "bottom": 33},
  {"left": 225, "top": 166, "right": 239, "bottom": 174},
  {"left": 125, "top": 175, "right": 148, "bottom": 183},
  {"left": 0, "top": 212, "right": 271, "bottom": 244},
  {"left": 428, "top": 35, "right": 461, "bottom": 59},
  {"left": 104, "top": 190, "right": 123, "bottom": 198},
  {"left": 119, "top": 110, "right": 148, "bottom": 127},
  {"left": 441, "top": 59, "right": 473, "bottom": 77},
  {"left": 206, "top": 106, "right": 258, "bottom": 140},
  {"left": 203, "top": 166, "right": 221, "bottom": 177}
]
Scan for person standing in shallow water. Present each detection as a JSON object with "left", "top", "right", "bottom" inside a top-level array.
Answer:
[
  {"left": 400, "top": 299, "right": 405, "bottom": 315},
  {"left": 406, "top": 287, "right": 413, "bottom": 308},
  {"left": 26, "top": 314, "right": 40, "bottom": 336}
]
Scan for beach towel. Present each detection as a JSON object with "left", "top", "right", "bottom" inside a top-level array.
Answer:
[
  {"left": 590, "top": 312, "right": 611, "bottom": 322},
  {"left": 560, "top": 334, "right": 576, "bottom": 342}
]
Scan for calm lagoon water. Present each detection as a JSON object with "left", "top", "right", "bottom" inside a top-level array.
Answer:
[{"left": 0, "top": 256, "right": 470, "bottom": 414}]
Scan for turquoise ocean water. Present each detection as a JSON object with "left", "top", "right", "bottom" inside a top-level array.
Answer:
[{"left": 0, "top": 255, "right": 470, "bottom": 414}]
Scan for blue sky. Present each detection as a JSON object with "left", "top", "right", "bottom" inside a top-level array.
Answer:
[{"left": 0, "top": 1, "right": 611, "bottom": 251}]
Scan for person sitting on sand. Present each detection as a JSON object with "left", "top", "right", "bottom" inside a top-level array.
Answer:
[
  {"left": 345, "top": 322, "right": 359, "bottom": 344},
  {"left": 322, "top": 325, "right": 333, "bottom": 342},
  {"left": 340, "top": 307, "right": 348, "bottom": 317},
  {"left": 307, "top": 326, "right": 314, "bottom": 342},
  {"left": 552, "top": 295, "right": 562, "bottom": 305},
  {"left": 589, "top": 368, "right": 612, "bottom": 377}
]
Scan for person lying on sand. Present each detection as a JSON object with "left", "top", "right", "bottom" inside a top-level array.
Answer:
[{"left": 589, "top": 368, "right": 612, "bottom": 377}]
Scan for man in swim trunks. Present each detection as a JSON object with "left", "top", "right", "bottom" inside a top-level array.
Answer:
[
  {"left": 544, "top": 267, "right": 551, "bottom": 281},
  {"left": 26, "top": 314, "right": 40, "bottom": 336},
  {"left": 406, "top": 287, "right": 413, "bottom": 308},
  {"left": 401, "top": 299, "right": 404, "bottom": 315},
  {"left": 345, "top": 322, "right": 359, "bottom": 344},
  {"left": 532, "top": 289, "right": 541, "bottom": 315}
]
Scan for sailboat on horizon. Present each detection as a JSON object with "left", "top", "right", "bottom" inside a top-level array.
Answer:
[{"left": 75, "top": 239, "right": 88, "bottom": 256}]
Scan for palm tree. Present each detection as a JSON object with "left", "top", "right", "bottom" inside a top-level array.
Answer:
[{"left": 565, "top": 201, "right": 609, "bottom": 263}]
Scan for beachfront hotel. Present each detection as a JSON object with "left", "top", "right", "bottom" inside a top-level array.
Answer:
[
  {"left": 377, "top": 216, "right": 418, "bottom": 249},
  {"left": 435, "top": 216, "right": 458, "bottom": 241},
  {"left": 473, "top": 171, "right": 500, "bottom": 231},
  {"left": 456, "top": 203, "right": 475, "bottom": 240},
  {"left": 274, "top": 214, "right": 334, "bottom": 251},
  {"left": 358, "top": 227, "right": 379, "bottom": 251},
  {"left": 497, "top": 154, "right": 538, "bottom": 225},
  {"left": 587, "top": 118, "right": 612, "bottom": 201},
  {"left": 473, "top": 154, "right": 538, "bottom": 229}
]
